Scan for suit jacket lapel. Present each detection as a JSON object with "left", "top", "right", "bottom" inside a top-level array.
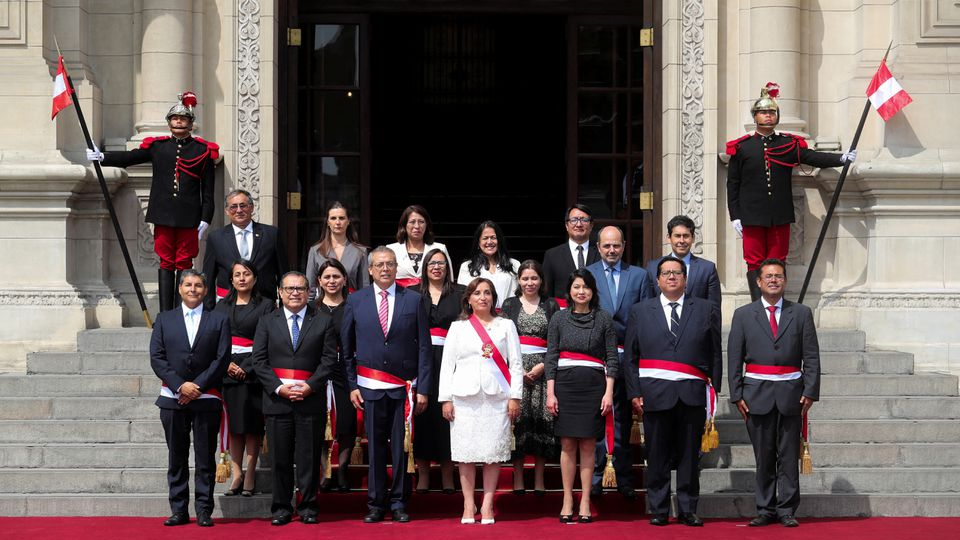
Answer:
[
  {"left": 387, "top": 287, "right": 405, "bottom": 339},
  {"left": 687, "top": 256, "right": 700, "bottom": 291},
  {"left": 754, "top": 302, "right": 776, "bottom": 342},
  {"left": 674, "top": 297, "right": 693, "bottom": 345},
  {"left": 648, "top": 302, "right": 672, "bottom": 341},
  {"left": 295, "top": 308, "right": 316, "bottom": 352},
  {"left": 366, "top": 287, "right": 388, "bottom": 340},
  {"left": 615, "top": 264, "right": 631, "bottom": 312},
  {"left": 775, "top": 301, "right": 795, "bottom": 342},
  {"left": 248, "top": 222, "right": 263, "bottom": 262},
  {"left": 191, "top": 310, "right": 210, "bottom": 351}
]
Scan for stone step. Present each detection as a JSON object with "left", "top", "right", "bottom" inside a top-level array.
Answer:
[
  {"left": 701, "top": 443, "right": 960, "bottom": 469},
  {"left": 715, "top": 396, "right": 960, "bottom": 420},
  {"left": 0, "top": 397, "right": 156, "bottom": 420},
  {"left": 78, "top": 329, "right": 152, "bottom": 353},
  {"left": 804, "top": 374, "right": 957, "bottom": 396},
  {"left": 0, "top": 420, "right": 162, "bottom": 444},
  {"left": 697, "top": 493, "right": 960, "bottom": 518},
  {"left": 27, "top": 352, "right": 152, "bottom": 375},
  {"left": 819, "top": 351, "right": 914, "bottom": 374},
  {"left": 722, "top": 329, "right": 865, "bottom": 353},
  {"left": 0, "top": 468, "right": 276, "bottom": 495},
  {"left": 696, "top": 467, "right": 960, "bottom": 494},
  {"left": 713, "top": 419, "right": 960, "bottom": 444},
  {"left": 0, "top": 375, "right": 149, "bottom": 397}
]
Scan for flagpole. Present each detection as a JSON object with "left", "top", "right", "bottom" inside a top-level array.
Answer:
[
  {"left": 57, "top": 53, "right": 153, "bottom": 327},
  {"left": 797, "top": 42, "right": 894, "bottom": 304}
]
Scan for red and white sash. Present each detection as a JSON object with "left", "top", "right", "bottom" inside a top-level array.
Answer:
[
  {"left": 395, "top": 277, "right": 421, "bottom": 289},
  {"left": 745, "top": 364, "right": 802, "bottom": 381},
  {"left": 554, "top": 297, "right": 568, "bottom": 309},
  {"left": 617, "top": 344, "right": 624, "bottom": 355},
  {"left": 429, "top": 327, "right": 448, "bottom": 346},
  {"left": 273, "top": 367, "right": 311, "bottom": 387},
  {"left": 159, "top": 383, "right": 228, "bottom": 452},
  {"left": 558, "top": 351, "right": 605, "bottom": 370},
  {"left": 216, "top": 286, "right": 229, "bottom": 301},
  {"left": 468, "top": 315, "right": 512, "bottom": 395},
  {"left": 231, "top": 336, "right": 253, "bottom": 354},
  {"left": 356, "top": 366, "right": 416, "bottom": 442},
  {"left": 637, "top": 359, "right": 717, "bottom": 423},
  {"left": 519, "top": 335, "right": 547, "bottom": 355}
]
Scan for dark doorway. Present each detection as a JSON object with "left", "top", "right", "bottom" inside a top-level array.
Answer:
[{"left": 369, "top": 14, "right": 567, "bottom": 264}]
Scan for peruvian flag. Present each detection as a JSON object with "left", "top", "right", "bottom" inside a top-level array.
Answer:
[
  {"left": 866, "top": 59, "right": 912, "bottom": 121},
  {"left": 51, "top": 56, "right": 73, "bottom": 120}
]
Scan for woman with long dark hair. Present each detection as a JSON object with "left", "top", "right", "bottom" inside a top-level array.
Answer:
[
  {"left": 386, "top": 205, "right": 451, "bottom": 288},
  {"left": 306, "top": 201, "right": 368, "bottom": 301},
  {"left": 413, "top": 248, "right": 464, "bottom": 494},
  {"left": 456, "top": 220, "right": 519, "bottom": 309},
  {"left": 214, "top": 259, "right": 275, "bottom": 497}
]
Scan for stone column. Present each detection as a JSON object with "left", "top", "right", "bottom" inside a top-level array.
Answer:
[{"left": 135, "top": 0, "right": 194, "bottom": 135}]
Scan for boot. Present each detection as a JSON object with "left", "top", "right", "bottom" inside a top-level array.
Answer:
[
  {"left": 174, "top": 270, "right": 184, "bottom": 308},
  {"left": 746, "top": 269, "right": 761, "bottom": 302},
  {"left": 158, "top": 269, "right": 176, "bottom": 312}
]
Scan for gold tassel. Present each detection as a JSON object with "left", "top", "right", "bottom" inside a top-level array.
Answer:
[
  {"left": 601, "top": 454, "right": 617, "bottom": 488},
  {"left": 708, "top": 420, "right": 720, "bottom": 450},
  {"left": 325, "top": 409, "right": 333, "bottom": 442},
  {"left": 800, "top": 441, "right": 813, "bottom": 475},
  {"left": 324, "top": 443, "right": 333, "bottom": 479},
  {"left": 215, "top": 452, "right": 230, "bottom": 483},
  {"left": 350, "top": 436, "right": 364, "bottom": 465},
  {"left": 261, "top": 433, "right": 269, "bottom": 456},
  {"left": 630, "top": 414, "right": 642, "bottom": 445},
  {"left": 700, "top": 420, "right": 712, "bottom": 453},
  {"left": 404, "top": 420, "right": 415, "bottom": 474}
]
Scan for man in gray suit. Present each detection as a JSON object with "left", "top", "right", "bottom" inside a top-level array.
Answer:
[{"left": 727, "top": 258, "right": 820, "bottom": 528}]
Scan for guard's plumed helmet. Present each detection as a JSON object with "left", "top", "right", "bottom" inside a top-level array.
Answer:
[
  {"left": 165, "top": 91, "right": 197, "bottom": 121},
  {"left": 750, "top": 82, "right": 780, "bottom": 116}
]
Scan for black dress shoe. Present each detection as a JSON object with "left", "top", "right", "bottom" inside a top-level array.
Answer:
[
  {"left": 590, "top": 484, "right": 603, "bottom": 497},
  {"left": 678, "top": 512, "right": 703, "bottom": 527},
  {"left": 513, "top": 488, "right": 526, "bottom": 496},
  {"left": 749, "top": 514, "right": 777, "bottom": 527},
  {"left": 319, "top": 479, "right": 334, "bottom": 493},
  {"left": 442, "top": 487, "right": 456, "bottom": 495},
  {"left": 780, "top": 515, "right": 799, "bottom": 527},
  {"left": 163, "top": 513, "right": 189, "bottom": 526},
  {"left": 363, "top": 509, "right": 385, "bottom": 523},
  {"left": 533, "top": 489, "right": 546, "bottom": 497},
  {"left": 649, "top": 515, "right": 669, "bottom": 526},
  {"left": 337, "top": 483, "right": 350, "bottom": 493},
  {"left": 271, "top": 513, "right": 293, "bottom": 526},
  {"left": 391, "top": 509, "right": 411, "bottom": 523},
  {"left": 196, "top": 512, "right": 214, "bottom": 527},
  {"left": 619, "top": 487, "right": 637, "bottom": 501},
  {"left": 301, "top": 514, "right": 319, "bottom": 524}
]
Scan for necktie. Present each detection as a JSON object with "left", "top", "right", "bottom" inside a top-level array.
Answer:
[
  {"left": 606, "top": 267, "right": 618, "bottom": 307},
  {"left": 291, "top": 313, "right": 300, "bottom": 348},
  {"left": 767, "top": 305, "right": 778, "bottom": 338},
  {"left": 669, "top": 302, "right": 680, "bottom": 337},
  {"left": 186, "top": 311, "right": 197, "bottom": 346},
  {"left": 576, "top": 245, "right": 585, "bottom": 269},
  {"left": 379, "top": 290, "right": 390, "bottom": 336},
  {"left": 239, "top": 230, "right": 249, "bottom": 259}
]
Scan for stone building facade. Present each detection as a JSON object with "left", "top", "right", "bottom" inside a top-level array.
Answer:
[{"left": 0, "top": 0, "right": 956, "bottom": 375}]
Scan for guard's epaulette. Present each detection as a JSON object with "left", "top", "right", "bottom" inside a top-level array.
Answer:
[
  {"left": 725, "top": 133, "right": 751, "bottom": 156},
  {"left": 194, "top": 137, "right": 220, "bottom": 161},
  {"left": 783, "top": 132, "right": 809, "bottom": 149},
  {"left": 139, "top": 136, "right": 170, "bottom": 149}
]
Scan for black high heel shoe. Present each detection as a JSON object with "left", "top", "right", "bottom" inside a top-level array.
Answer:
[{"left": 224, "top": 472, "right": 244, "bottom": 496}]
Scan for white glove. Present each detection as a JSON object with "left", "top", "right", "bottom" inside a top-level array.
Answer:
[
  {"left": 86, "top": 147, "right": 104, "bottom": 162},
  {"left": 841, "top": 149, "right": 857, "bottom": 164},
  {"left": 732, "top": 219, "right": 743, "bottom": 239},
  {"left": 197, "top": 221, "right": 209, "bottom": 240}
]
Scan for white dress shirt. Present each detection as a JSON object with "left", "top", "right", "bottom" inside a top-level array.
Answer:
[
  {"left": 659, "top": 293, "right": 685, "bottom": 327},
  {"left": 276, "top": 305, "right": 309, "bottom": 394},
  {"left": 761, "top": 296, "right": 784, "bottom": 325},
  {"left": 232, "top": 222, "right": 254, "bottom": 259},
  {"left": 181, "top": 303, "right": 204, "bottom": 347},
  {"left": 437, "top": 317, "right": 524, "bottom": 402},
  {"left": 372, "top": 283, "right": 397, "bottom": 334},
  {"left": 568, "top": 238, "right": 591, "bottom": 269}
]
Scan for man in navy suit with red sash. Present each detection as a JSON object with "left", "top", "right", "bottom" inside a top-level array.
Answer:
[
  {"left": 342, "top": 246, "right": 432, "bottom": 523},
  {"left": 150, "top": 269, "right": 230, "bottom": 527}
]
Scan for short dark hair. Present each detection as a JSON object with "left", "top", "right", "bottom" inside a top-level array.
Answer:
[
  {"left": 396, "top": 205, "right": 436, "bottom": 245},
  {"left": 566, "top": 268, "right": 600, "bottom": 311},
  {"left": 178, "top": 269, "right": 207, "bottom": 286},
  {"left": 565, "top": 203, "right": 593, "bottom": 221},
  {"left": 222, "top": 259, "right": 263, "bottom": 304},
  {"left": 666, "top": 215, "right": 696, "bottom": 236},
  {"left": 657, "top": 256, "right": 687, "bottom": 277},
  {"left": 280, "top": 271, "right": 308, "bottom": 288},
  {"left": 459, "top": 277, "right": 500, "bottom": 319},
  {"left": 758, "top": 258, "right": 786, "bottom": 277},
  {"left": 316, "top": 258, "right": 350, "bottom": 302},
  {"left": 513, "top": 259, "right": 547, "bottom": 298}
]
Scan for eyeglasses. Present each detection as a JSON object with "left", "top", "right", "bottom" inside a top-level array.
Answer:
[
  {"left": 280, "top": 286, "right": 307, "bottom": 294},
  {"left": 227, "top": 203, "right": 252, "bottom": 213},
  {"left": 567, "top": 217, "right": 592, "bottom": 224},
  {"left": 371, "top": 261, "right": 398, "bottom": 269},
  {"left": 760, "top": 274, "right": 785, "bottom": 282},
  {"left": 427, "top": 261, "right": 447, "bottom": 267},
  {"left": 659, "top": 270, "right": 684, "bottom": 277}
]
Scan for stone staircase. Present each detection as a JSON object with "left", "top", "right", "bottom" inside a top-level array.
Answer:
[{"left": 1, "top": 328, "right": 959, "bottom": 517}]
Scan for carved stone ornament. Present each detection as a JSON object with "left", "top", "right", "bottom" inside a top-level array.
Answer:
[
  {"left": 820, "top": 292, "right": 960, "bottom": 309},
  {"left": 680, "top": 0, "right": 705, "bottom": 253},
  {"left": 0, "top": 290, "right": 121, "bottom": 307},
  {"left": 237, "top": 0, "right": 262, "bottom": 204},
  {"left": 136, "top": 196, "right": 158, "bottom": 265},
  {"left": 788, "top": 194, "right": 805, "bottom": 265}
]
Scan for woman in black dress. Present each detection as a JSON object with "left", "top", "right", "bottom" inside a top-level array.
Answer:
[
  {"left": 214, "top": 259, "right": 275, "bottom": 496},
  {"left": 545, "top": 268, "right": 618, "bottom": 522},
  {"left": 315, "top": 259, "right": 359, "bottom": 492},
  {"left": 501, "top": 260, "right": 560, "bottom": 495},
  {"left": 414, "top": 248, "right": 463, "bottom": 493}
]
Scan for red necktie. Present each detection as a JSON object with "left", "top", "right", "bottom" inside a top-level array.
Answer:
[
  {"left": 767, "top": 305, "right": 778, "bottom": 338},
  {"left": 378, "top": 290, "right": 389, "bottom": 336}
]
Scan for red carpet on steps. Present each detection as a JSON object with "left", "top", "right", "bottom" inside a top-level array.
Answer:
[{"left": 2, "top": 516, "right": 958, "bottom": 540}]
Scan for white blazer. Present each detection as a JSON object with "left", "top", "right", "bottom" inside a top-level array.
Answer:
[
  {"left": 386, "top": 241, "right": 451, "bottom": 281},
  {"left": 437, "top": 317, "right": 523, "bottom": 402}
]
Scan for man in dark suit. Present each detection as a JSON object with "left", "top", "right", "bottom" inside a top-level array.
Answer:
[
  {"left": 587, "top": 225, "right": 654, "bottom": 499},
  {"left": 542, "top": 203, "right": 600, "bottom": 302},
  {"left": 342, "top": 246, "right": 432, "bottom": 523},
  {"left": 202, "top": 189, "right": 288, "bottom": 309},
  {"left": 624, "top": 257, "right": 722, "bottom": 527},
  {"left": 646, "top": 215, "right": 720, "bottom": 316},
  {"left": 251, "top": 271, "right": 339, "bottom": 525},
  {"left": 727, "top": 258, "right": 820, "bottom": 528},
  {"left": 149, "top": 269, "right": 230, "bottom": 527}
]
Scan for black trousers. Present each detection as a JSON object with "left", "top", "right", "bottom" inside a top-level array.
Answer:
[
  {"left": 592, "top": 375, "right": 635, "bottom": 489},
  {"left": 642, "top": 402, "right": 705, "bottom": 516},
  {"left": 746, "top": 409, "right": 802, "bottom": 518},
  {"left": 364, "top": 396, "right": 410, "bottom": 512},
  {"left": 266, "top": 412, "right": 325, "bottom": 516},
  {"left": 159, "top": 407, "right": 220, "bottom": 515}
]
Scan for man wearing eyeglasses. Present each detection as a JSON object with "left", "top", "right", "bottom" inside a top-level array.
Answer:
[
  {"left": 542, "top": 203, "right": 600, "bottom": 304},
  {"left": 252, "top": 271, "right": 339, "bottom": 525},
  {"left": 341, "top": 246, "right": 432, "bottom": 523},
  {"left": 727, "top": 258, "right": 820, "bottom": 528},
  {"left": 202, "top": 189, "right": 288, "bottom": 309}
]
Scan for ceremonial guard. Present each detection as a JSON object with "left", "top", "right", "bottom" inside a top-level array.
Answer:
[
  {"left": 88, "top": 92, "right": 220, "bottom": 311},
  {"left": 725, "top": 83, "right": 855, "bottom": 300}
]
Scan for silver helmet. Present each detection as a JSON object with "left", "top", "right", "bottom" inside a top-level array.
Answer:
[
  {"left": 165, "top": 91, "right": 197, "bottom": 121},
  {"left": 750, "top": 82, "right": 780, "bottom": 116}
]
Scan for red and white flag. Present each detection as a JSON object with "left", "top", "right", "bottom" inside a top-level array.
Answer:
[
  {"left": 51, "top": 56, "right": 73, "bottom": 120},
  {"left": 866, "top": 59, "right": 912, "bottom": 121}
]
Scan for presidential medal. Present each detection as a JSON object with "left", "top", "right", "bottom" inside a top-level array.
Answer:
[{"left": 481, "top": 343, "right": 493, "bottom": 358}]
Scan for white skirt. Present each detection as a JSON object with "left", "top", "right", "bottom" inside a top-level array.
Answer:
[{"left": 450, "top": 391, "right": 511, "bottom": 464}]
